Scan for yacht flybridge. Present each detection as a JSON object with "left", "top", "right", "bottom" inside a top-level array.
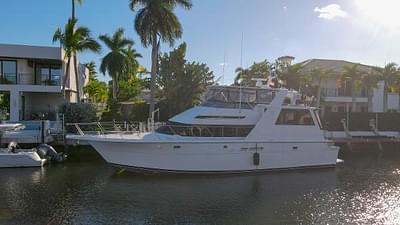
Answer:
[{"left": 69, "top": 83, "right": 340, "bottom": 174}]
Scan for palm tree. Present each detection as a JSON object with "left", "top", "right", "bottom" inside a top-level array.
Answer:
[
  {"left": 234, "top": 60, "right": 270, "bottom": 86},
  {"left": 361, "top": 72, "right": 379, "bottom": 112},
  {"left": 72, "top": 0, "right": 83, "bottom": 20},
  {"left": 277, "top": 64, "right": 304, "bottom": 90},
  {"left": 308, "top": 68, "right": 334, "bottom": 109},
  {"left": 99, "top": 28, "right": 134, "bottom": 100},
  {"left": 121, "top": 45, "right": 142, "bottom": 81},
  {"left": 373, "top": 63, "right": 398, "bottom": 112},
  {"left": 298, "top": 73, "right": 312, "bottom": 94},
  {"left": 129, "top": 0, "right": 193, "bottom": 118},
  {"left": 340, "top": 65, "right": 363, "bottom": 112},
  {"left": 84, "top": 61, "right": 97, "bottom": 80},
  {"left": 53, "top": 18, "right": 101, "bottom": 102},
  {"left": 234, "top": 67, "right": 250, "bottom": 85}
]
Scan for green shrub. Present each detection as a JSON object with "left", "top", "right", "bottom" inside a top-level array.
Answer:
[
  {"left": 120, "top": 101, "right": 149, "bottom": 121},
  {"left": 58, "top": 103, "right": 98, "bottom": 124}
]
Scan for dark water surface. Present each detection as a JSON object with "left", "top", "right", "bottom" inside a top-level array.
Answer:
[{"left": 1, "top": 148, "right": 400, "bottom": 225}]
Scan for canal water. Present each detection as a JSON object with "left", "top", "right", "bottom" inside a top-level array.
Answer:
[{"left": 1, "top": 148, "right": 400, "bottom": 225}]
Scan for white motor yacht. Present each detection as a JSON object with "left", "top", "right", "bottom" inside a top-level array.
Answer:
[{"left": 69, "top": 83, "right": 340, "bottom": 174}]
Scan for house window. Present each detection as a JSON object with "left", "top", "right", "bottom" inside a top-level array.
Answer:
[
  {"left": 0, "top": 60, "right": 17, "bottom": 84},
  {"left": 40, "top": 67, "right": 50, "bottom": 84},
  {"left": 36, "top": 65, "right": 61, "bottom": 85},
  {"left": 276, "top": 109, "right": 315, "bottom": 126},
  {"left": 50, "top": 67, "right": 61, "bottom": 85}
]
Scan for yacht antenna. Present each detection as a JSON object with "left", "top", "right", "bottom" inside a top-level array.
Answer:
[
  {"left": 222, "top": 48, "right": 226, "bottom": 85},
  {"left": 240, "top": 32, "right": 244, "bottom": 68},
  {"left": 239, "top": 32, "right": 244, "bottom": 113}
]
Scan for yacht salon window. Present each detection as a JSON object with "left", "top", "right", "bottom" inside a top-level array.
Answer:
[
  {"left": 276, "top": 109, "right": 315, "bottom": 126},
  {"left": 156, "top": 123, "right": 254, "bottom": 137},
  {"left": 195, "top": 115, "right": 245, "bottom": 119}
]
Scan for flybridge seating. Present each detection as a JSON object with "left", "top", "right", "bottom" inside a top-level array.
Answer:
[{"left": 202, "top": 86, "right": 276, "bottom": 109}]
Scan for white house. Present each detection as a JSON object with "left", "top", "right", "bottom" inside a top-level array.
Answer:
[
  {"left": 0, "top": 43, "right": 89, "bottom": 121},
  {"left": 299, "top": 59, "right": 399, "bottom": 114}
]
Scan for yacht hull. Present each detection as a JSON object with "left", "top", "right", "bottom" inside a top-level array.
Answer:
[
  {"left": 89, "top": 140, "right": 339, "bottom": 174},
  {"left": 0, "top": 152, "right": 46, "bottom": 168}
]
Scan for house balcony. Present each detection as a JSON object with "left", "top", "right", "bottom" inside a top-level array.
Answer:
[
  {"left": 0, "top": 73, "right": 61, "bottom": 86},
  {"left": 322, "top": 88, "right": 368, "bottom": 103},
  {"left": 0, "top": 73, "right": 62, "bottom": 93}
]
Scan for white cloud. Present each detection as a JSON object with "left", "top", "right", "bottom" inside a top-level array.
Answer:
[
  {"left": 314, "top": 4, "right": 347, "bottom": 20},
  {"left": 353, "top": 0, "right": 400, "bottom": 34},
  {"left": 283, "top": 6, "right": 287, "bottom": 11}
]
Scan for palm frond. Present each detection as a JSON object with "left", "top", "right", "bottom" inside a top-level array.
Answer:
[
  {"left": 52, "top": 28, "right": 63, "bottom": 43},
  {"left": 167, "top": 0, "right": 193, "bottom": 10}
]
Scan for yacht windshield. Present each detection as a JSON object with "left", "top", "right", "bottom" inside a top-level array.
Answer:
[{"left": 203, "top": 86, "right": 275, "bottom": 108}]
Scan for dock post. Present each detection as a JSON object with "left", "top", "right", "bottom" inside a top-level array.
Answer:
[
  {"left": 341, "top": 118, "right": 353, "bottom": 151},
  {"left": 41, "top": 120, "right": 45, "bottom": 144},
  {"left": 370, "top": 118, "right": 383, "bottom": 151}
]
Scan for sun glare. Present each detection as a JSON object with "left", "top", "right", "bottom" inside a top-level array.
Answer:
[{"left": 354, "top": 0, "right": 400, "bottom": 32}]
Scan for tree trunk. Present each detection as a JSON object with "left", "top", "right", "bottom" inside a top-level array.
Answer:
[
  {"left": 148, "top": 33, "right": 158, "bottom": 119},
  {"left": 368, "top": 89, "right": 373, "bottom": 112},
  {"left": 383, "top": 82, "right": 388, "bottom": 112},
  {"left": 316, "top": 81, "right": 321, "bottom": 108},
  {"left": 72, "top": 0, "right": 75, "bottom": 20},
  {"left": 112, "top": 73, "right": 117, "bottom": 100},
  {"left": 63, "top": 56, "right": 71, "bottom": 101},
  {"left": 116, "top": 72, "right": 119, "bottom": 96},
  {"left": 73, "top": 55, "right": 80, "bottom": 103},
  {"left": 351, "top": 82, "right": 357, "bottom": 112}
]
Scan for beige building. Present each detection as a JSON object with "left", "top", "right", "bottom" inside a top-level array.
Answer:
[
  {"left": 299, "top": 59, "right": 399, "bottom": 114},
  {"left": 0, "top": 43, "right": 89, "bottom": 121}
]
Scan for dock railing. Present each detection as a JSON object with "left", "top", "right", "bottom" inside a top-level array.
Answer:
[
  {"left": 65, "top": 121, "right": 165, "bottom": 136},
  {"left": 322, "top": 112, "right": 400, "bottom": 143},
  {"left": 65, "top": 121, "right": 254, "bottom": 138}
]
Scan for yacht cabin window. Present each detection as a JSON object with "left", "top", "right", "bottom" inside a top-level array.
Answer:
[
  {"left": 156, "top": 123, "right": 254, "bottom": 137},
  {"left": 312, "top": 110, "right": 323, "bottom": 129},
  {"left": 276, "top": 109, "right": 315, "bottom": 126},
  {"left": 195, "top": 115, "right": 245, "bottom": 119}
]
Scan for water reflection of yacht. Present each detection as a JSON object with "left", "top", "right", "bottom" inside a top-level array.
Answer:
[
  {"left": 69, "top": 84, "right": 340, "bottom": 174},
  {"left": 89, "top": 169, "right": 338, "bottom": 224}
]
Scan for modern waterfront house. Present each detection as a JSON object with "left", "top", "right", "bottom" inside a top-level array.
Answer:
[
  {"left": 0, "top": 43, "right": 89, "bottom": 121},
  {"left": 299, "top": 59, "right": 399, "bottom": 114}
]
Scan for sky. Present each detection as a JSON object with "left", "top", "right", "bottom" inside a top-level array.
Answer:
[{"left": 1, "top": 0, "right": 400, "bottom": 84}]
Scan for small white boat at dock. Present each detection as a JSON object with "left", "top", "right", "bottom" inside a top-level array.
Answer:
[
  {"left": 0, "top": 123, "right": 66, "bottom": 168},
  {"left": 0, "top": 124, "right": 46, "bottom": 168}
]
